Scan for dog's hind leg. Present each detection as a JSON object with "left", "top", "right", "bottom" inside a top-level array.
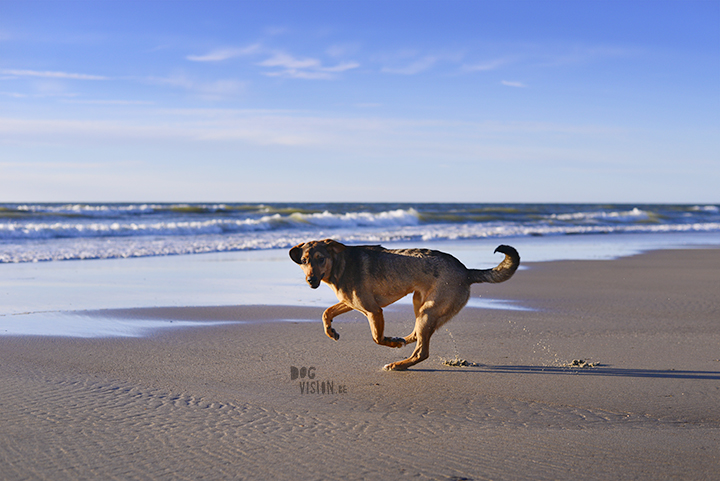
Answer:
[
  {"left": 402, "top": 291, "right": 424, "bottom": 345},
  {"left": 384, "top": 320, "right": 433, "bottom": 371},
  {"left": 384, "top": 298, "right": 464, "bottom": 371},
  {"left": 322, "top": 302, "right": 352, "bottom": 340}
]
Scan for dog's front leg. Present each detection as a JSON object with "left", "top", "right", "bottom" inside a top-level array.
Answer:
[
  {"left": 366, "top": 310, "right": 406, "bottom": 348},
  {"left": 322, "top": 303, "right": 352, "bottom": 340}
]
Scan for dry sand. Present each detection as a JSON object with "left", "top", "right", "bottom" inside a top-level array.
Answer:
[{"left": 1, "top": 248, "right": 719, "bottom": 480}]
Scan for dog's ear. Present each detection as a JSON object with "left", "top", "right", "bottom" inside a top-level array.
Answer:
[
  {"left": 323, "top": 239, "right": 346, "bottom": 255},
  {"left": 289, "top": 243, "right": 305, "bottom": 264}
]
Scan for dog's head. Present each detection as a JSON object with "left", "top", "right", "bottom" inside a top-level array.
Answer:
[{"left": 289, "top": 239, "right": 346, "bottom": 289}]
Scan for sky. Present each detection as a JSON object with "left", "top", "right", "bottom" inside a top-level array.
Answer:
[{"left": 0, "top": 0, "right": 718, "bottom": 203}]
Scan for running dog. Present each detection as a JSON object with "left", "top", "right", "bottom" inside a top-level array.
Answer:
[{"left": 290, "top": 239, "right": 520, "bottom": 370}]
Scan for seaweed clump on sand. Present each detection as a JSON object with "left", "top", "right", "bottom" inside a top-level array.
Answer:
[
  {"left": 442, "top": 357, "right": 479, "bottom": 367},
  {"left": 567, "top": 359, "right": 599, "bottom": 368}
]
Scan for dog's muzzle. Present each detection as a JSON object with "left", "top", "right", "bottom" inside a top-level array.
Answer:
[{"left": 307, "top": 275, "right": 322, "bottom": 289}]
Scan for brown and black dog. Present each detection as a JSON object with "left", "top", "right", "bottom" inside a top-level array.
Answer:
[{"left": 290, "top": 239, "right": 520, "bottom": 370}]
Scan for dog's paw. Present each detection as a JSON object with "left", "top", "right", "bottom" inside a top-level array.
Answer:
[
  {"left": 326, "top": 328, "right": 340, "bottom": 341},
  {"left": 383, "top": 362, "right": 407, "bottom": 371},
  {"left": 383, "top": 336, "right": 406, "bottom": 348}
]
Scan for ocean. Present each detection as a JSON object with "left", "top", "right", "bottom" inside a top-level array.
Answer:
[
  {"left": 2, "top": 202, "right": 719, "bottom": 334},
  {"left": 1, "top": 203, "right": 719, "bottom": 264}
]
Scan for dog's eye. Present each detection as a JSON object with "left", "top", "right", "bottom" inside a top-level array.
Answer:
[{"left": 317, "top": 257, "right": 325, "bottom": 265}]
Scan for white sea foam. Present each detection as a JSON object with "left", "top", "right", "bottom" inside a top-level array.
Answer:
[
  {"left": 1, "top": 203, "right": 719, "bottom": 263},
  {"left": 289, "top": 208, "right": 420, "bottom": 227},
  {"left": 549, "top": 207, "right": 649, "bottom": 222},
  {"left": 2, "top": 221, "right": 719, "bottom": 263},
  {"left": 692, "top": 205, "right": 719, "bottom": 212}
]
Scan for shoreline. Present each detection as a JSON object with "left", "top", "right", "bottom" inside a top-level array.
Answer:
[
  {"left": 2, "top": 230, "right": 719, "bottom": 319},
  {"left": 1, "top": 247, "right": 719, "bottom": 479}
]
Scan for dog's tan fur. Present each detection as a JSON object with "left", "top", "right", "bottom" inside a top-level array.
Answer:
[{"left": 290, "top": 239, "right": 520, "bottom": 370}]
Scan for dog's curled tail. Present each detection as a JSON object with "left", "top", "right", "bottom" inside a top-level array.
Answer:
[{"left": 468, "top": 245, "right": 520, "bottom": 284}]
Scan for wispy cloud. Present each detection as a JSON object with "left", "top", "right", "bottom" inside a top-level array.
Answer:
[
  {"left": 186, "top": 44, "right": 261, "bottom": 62},
  {"left": 186, "top": 44, "right": 359, "bottom": 79},
  {"left": 380, "top": 50, "right": 465, "bottom": 75},
  {"left": 0, "top": 160, "right": 137, "bottom": 170},
  {"left": 1, "top": 69, "right": 108, "bottom": 80},
  {"left": 60, "top": 99, "right": 155, "bottom": 106},
  {"left": 0, "top": 91, "right": 27, "bottom": 98},
  {"left": 501, "top": 80, "right": 527, "bottom": 88},
  {"left": 460, "top": 45, "right": 637, "bottom": 75},
  {"left": 382, "top": 55, "right": 440, "bottom": 75},
  {"left": 317, "top": 61, "right": 360, "bottom": 73},
  {"left": 147, "top": 75, "right": 247, "bottom": 99},
  {"left": 259, "top": 52, "right": 321, "bottom": 70},
  {"left": 258, "top": 52, "right": 359, "bottom": 79},
  {"left": 0, "top": 114, "right": 629, "bottom": 163}
]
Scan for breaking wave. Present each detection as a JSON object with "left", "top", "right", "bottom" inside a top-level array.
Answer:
[{"left": 1, "top": 203, "right": 718, "bottom": 263}]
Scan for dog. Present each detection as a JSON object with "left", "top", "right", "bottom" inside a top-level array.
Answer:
[{"left": 290, "top": 239, "right": 520, "bottom": 370}]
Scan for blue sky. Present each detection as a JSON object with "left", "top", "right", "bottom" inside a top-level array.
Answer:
[{"left": 1, "top": 0, "right": 718, "bottom": 203}]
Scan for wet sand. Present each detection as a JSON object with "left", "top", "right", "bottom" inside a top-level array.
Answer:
[{"left": 1, "top": 248, "right": 719, "bottom": 479}]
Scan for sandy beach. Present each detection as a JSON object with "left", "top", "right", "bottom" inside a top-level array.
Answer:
[
  {"left": 1, "top": 247, "right": 719, "bottom": 480},
  {"left": 3, "top": 0, "right": 718, "bottom": 476}
]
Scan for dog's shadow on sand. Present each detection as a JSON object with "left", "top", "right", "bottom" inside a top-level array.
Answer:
[{"left": 412, "top": 364, "right": 720, "bottom": 380}]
